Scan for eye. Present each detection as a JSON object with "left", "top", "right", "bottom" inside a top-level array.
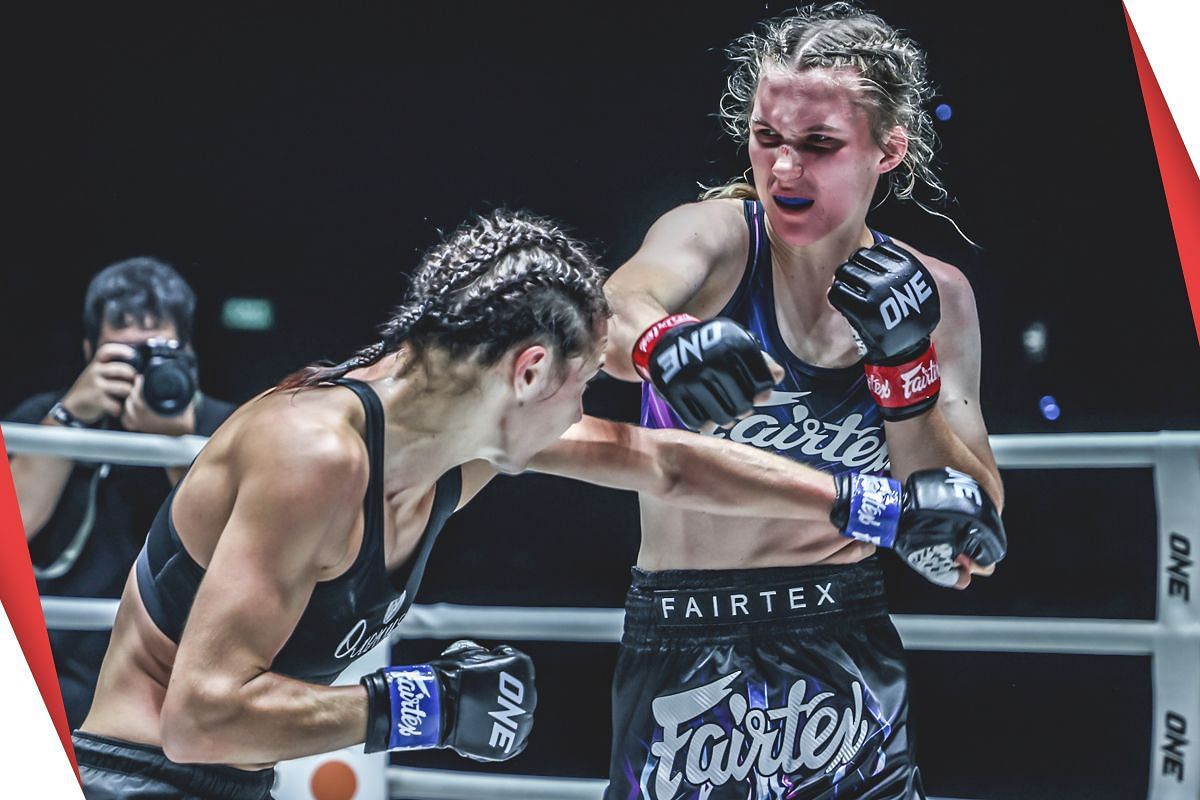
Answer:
[
  {"left": 754, "top": 129, "right": 781, "bottom": 145},
  {"left": 804, "top": 135, "right": 839, "bottom": 151}
]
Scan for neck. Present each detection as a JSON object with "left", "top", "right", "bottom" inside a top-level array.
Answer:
[
  {"left": 766, "top": 215, "right": 876, "bottom": 319},
  {"left": 348, "top": 350, "right": 502, "bottom": 489}
]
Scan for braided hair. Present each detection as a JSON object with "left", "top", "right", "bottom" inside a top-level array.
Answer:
[
  {"left": 277, "top": 209, "right": 609, "bottom": 390},
  {"left": 704, "top": 2, "right": 944, "bottom": 206}
]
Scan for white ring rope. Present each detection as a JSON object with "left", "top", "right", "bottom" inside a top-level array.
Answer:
[
  {"left": 6, "top": 421, "right": 1200, "bottom": 469},
  {"left": 383, "top": 768, "right": 972, "bottom": 800},
  {"left": 2, "top": 422, "right": 205, "bottom": 466},
  {"left": 11, "top": 422, "right": 1200, "bottom": 799},
  {"left": 37, "top": 597, "right": 1191, "bottom": 656}
]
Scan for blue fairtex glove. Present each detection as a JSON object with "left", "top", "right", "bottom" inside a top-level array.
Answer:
[
  {"left": 361, "top": 640, "right": 536, "bottom": 759},
  {"left": 831, "top": 468, "right": 1006, "bottom": 587}
]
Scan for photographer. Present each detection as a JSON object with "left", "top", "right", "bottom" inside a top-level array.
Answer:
[{"left": 5, "top": 256, "right": 235, "bottom": 728}]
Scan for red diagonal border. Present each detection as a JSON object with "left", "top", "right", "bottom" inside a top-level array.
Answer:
[
  {"left": 1125, "top": 4, "right": 1200, "bottom": 347},
  {"left": 0, "top": 429, "right": 79, "bottom": 780}
]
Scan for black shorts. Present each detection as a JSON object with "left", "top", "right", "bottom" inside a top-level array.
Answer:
[
  {"left": 74, "top": 731, "right": 276, "bottom": 800},
  {"left": 606, "top": 558, "right": 924, "bottom": 800}
]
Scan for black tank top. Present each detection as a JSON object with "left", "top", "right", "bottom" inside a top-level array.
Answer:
[{"left": 135, "top": 378, "right": 463, "bottom": 685}]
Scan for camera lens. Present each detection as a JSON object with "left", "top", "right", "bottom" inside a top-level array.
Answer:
[{"left": 138, "top": 341, "right": 196, "bottom": 416}]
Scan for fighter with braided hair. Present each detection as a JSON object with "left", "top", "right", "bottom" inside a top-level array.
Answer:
[{"left": 74, "top": 204, "right": 1002, "bottom": 798}]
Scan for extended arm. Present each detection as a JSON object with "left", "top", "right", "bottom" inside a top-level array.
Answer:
[{"left": 530, "top": 416, "right": 836, "bottom": 524}]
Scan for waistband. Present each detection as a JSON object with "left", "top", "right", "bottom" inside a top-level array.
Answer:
[
  {"left": 73, "top": 731, "right": 275, "bottom": 799},
  {"left": 623, "top": 558, "right": 888, "bottom": 645}
]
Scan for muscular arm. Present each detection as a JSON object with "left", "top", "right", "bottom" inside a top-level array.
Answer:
[
  {"left": 883, "top": 252, "right": 1004, "bottom": 510},
  {"left": 529, "top": 416, "right": 836, "bottom": 524},
  {"left": 604, "top": 200, "right": 748, "bottom": 380},
  {"left": 160, "top": 427, "right": 372, "bottom": 765}
]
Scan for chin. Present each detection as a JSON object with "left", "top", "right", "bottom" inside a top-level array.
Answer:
[
  {"left": 765, "top": 208, "right": 844, "bottom": 248},
  {"left": 489, "top": 454, "right": 530, "bottom": 475}
]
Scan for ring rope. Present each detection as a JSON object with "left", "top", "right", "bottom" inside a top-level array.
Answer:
[
  {"left": 7, "top": 421, "right": 1200, "bottom": 469},
  {"left": 38, "top": 596, "right": 1190, "bottom": 656}
]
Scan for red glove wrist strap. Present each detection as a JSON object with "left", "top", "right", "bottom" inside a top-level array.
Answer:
[
  {"left": 631, "top": 314, "right": 700, "bottom": 380},
  {"left": 863, "top": 343, "right": 940, "bottom": 409}
]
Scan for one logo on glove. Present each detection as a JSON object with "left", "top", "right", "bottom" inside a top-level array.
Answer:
[
  {"left": 943, "top": 467, "right": 983, "bottom": 506},
  {"left": 654, "top": 324, "right": 721, "bottom": 384},
  {"left": 643, "top": 671, "right": 872, "bottom": 798},
  {"left": 880, "top": 272, "right": 933, "bottom": 331},
  {"left": 487, "top": 672, "right": 530, "bottom": 755},
  {"left": 386, "top": 665, "right": 441, "bottom": 748}
]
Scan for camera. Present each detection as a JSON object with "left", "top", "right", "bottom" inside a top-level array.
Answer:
[{"left": 119, "top": 338, "right": 198, "bottom": 417}]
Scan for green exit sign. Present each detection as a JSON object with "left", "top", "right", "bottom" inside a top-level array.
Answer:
[{"left": 221, "top": 298, "right": 275, "bottom": 331}]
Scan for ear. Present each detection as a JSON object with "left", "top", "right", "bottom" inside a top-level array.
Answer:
[
  {"left": 511, "top": 344, "right": 553, "bottom": 403},
  {"left": 878, "top": 125, "right": 909, "bottom": 174},
  {"left": 82, "top": 339, "right": 94, "bottom": 362}
]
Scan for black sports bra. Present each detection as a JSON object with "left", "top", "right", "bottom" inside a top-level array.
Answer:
[{"left": 135, "top": 378, "right": 462, "bottom": 684}]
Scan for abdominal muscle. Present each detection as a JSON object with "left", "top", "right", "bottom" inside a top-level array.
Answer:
[
  {"left": 79, "top": 570, "right": 275, "bottom": 771},
  {"left": 637, "top": 496, "right": 874, "bottom": 571}
]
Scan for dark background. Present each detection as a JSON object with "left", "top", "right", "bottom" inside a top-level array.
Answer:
[{"left": 6, "top": 2, "right": 1197, "bottom": 798}]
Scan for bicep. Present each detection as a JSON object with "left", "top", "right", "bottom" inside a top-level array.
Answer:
[{"left": 170, "top": 450, "right": 364, "bottom": 688}]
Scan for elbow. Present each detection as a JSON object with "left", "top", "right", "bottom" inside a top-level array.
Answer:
[{"left": 160, "top": 679, "right": 245, "bottom": 764}]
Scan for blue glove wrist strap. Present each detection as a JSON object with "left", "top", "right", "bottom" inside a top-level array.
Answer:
[
  {"left": 384, "top": 664, "right": 442, "bottom": 750},
  {"left": 843, "top": 474, "right": 902, "bottom": 549}
]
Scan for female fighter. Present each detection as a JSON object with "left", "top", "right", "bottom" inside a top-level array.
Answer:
[
  {"left": 600, "top": 4, "right": 1006, "bottom": 797},
  {"left": 75, "top": 206, "right": 1002, "bottom": 799}
]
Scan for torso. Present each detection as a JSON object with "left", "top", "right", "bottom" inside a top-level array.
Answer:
[
  {"left": 82, "top": 380, "right": 460, "bottom": 764},
  {"left": 637, "top": 199, "right": 883, "bottom": 570}
]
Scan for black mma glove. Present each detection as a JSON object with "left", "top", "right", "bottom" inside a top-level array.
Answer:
[
  {"left": 830, "top": 468, "right": 1006, "bottom": 587},
  {"left": 632, "top": 314, "right": 775, "bottom": 430},
  {"left": 361, "top": 640, "right": 536, "bottom": 760},
  {"left": 827, "top": 241, "right": 942, "bottom": 421}
]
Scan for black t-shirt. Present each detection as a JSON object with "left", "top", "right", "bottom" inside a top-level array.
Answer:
[{"left": 5, "top": 390, "right": 236, "bottom": 599}]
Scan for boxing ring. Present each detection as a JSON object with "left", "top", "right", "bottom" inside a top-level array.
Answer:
[{"left": 7, "top": 421, "right": 1199, "bottom": 800}]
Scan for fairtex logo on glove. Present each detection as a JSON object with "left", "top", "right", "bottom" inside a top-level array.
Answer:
[
  {"left": 385, "top": 665, "right": 441, "bottom": 749},
  {"left": 846, "top": 474, "right": 901, "bottom": 548}
]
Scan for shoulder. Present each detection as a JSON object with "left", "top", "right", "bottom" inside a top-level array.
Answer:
[
  {"left": 232, "top": 397, "right": 370, "bottom": 509},
  {"left": 642, "top": 198, "right": 749, "bottom": 259},
  {"left": 5, "top": 390, "right": 62, "bottom": 423},
  {"left": 890, "top": 238, "right": 979, "bottom": 328}
]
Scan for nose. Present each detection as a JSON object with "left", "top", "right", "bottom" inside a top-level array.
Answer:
[{"left": 772, "top": 144, "right": 804, "bottom": 181}]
